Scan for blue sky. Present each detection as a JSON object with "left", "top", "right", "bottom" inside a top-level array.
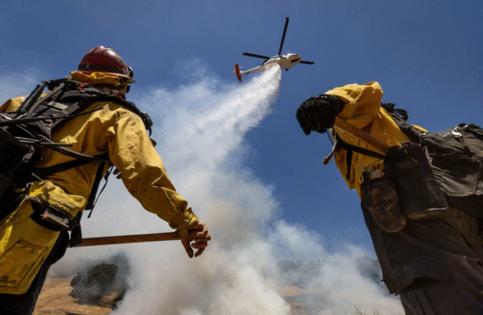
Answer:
[{"left": 1, "top": 0, "right": 482, "bottom": 250}]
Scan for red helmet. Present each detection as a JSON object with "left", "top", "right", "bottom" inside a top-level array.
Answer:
[{"left": 78, "top": 46, "right": 133, "bottom": 79}]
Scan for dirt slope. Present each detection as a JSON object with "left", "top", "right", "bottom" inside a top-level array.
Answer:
[
  {"left": 34, "top": 278, "right": 111, "bottom": 315},
  {"left": 34, "top": 277, "right": 307, "bottom": 315}
]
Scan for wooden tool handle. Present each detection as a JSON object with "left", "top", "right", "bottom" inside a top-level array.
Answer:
[{"left": 73, "top": 232, "right": 182, "bottom": 247}]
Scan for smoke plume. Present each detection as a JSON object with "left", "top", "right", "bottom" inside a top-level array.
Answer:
[{"left": 0, "top": 67, "right": 404, "bottom": 314}]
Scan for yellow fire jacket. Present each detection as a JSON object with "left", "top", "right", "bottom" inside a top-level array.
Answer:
[
  {"left": 325, "top": 81, "right": 414, "bottom": 195},
  {"left": 0, "top": 72, "right": 198, "bottom": 294}
]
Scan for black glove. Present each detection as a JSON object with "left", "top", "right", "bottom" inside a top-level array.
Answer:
[{"left": 296, "top": 94, "right": 345, "bottom": 135}]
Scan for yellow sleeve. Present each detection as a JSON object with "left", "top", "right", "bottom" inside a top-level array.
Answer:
[
  {"left": 325, "top": 81, "right": 383, "bottom": 129},
  {"left": 0, "top": 96, "right": 25, "bottom": 113},
  {"left": 106, "top": 112, "right": 198, "bottom": 233}
]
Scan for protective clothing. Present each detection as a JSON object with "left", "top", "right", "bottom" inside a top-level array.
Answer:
[
  {"left": 0, "top": 72, "right": 198, "bottom": 295},
  {"left": 318, "top": 81, "right": 483, "bottom": 314},
  {"left": 69, "top": 70, "right": 131, "bottom": 98},
  {"left": 78, "top": 46, "right": 133, "bottom": 79},
  {"left": 324, "top": 81, "right": 413, "bottom": 194},
  {"left": 0, "top": 181, "right": 83, "bottom": 294},
  {"left": 0, "top": 231, "right": 68, "bottom": 315},
  {"left": 296, "top": 94, "right": 345, "bottom": 134},
  {"left": 70, "top": 70, "right": 129, "bottom": 88}
]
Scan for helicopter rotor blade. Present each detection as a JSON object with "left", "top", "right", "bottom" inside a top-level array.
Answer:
[
  {"left": 243, "top": 52, "right": 271, "bottom": 60},
  {"left": 278, "top": 17, "right": 289, "bottom": 56},
  {"left": 300, "top": 60, "right": 315, "bottom": 65}
]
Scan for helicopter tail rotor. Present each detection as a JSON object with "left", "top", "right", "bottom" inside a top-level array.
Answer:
[{"left": 234, "top": 64, "right": 243, "bottom": 82}]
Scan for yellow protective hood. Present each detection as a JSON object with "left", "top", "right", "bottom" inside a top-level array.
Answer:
[
  {"left": 326, "top": 82, "right": 411, "bottom": 193},
  {"left": 68, "top": 71, "right": 133, "bottom": 88}
]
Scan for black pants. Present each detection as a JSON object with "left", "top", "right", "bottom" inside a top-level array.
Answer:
[
  {"left": 0, "top": 231, "right": 68, "bottom": 315},
  {"left": 400, "top": 256, "right": 483, "bottom": 315}
]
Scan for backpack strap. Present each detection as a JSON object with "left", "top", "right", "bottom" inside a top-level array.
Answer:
[
  {"left": 86, "top": 162, "right": 113, "bottom": 216},
  {"left": 33, "top": 152, "right": 110, "bottom": 212},
  {"left": 323, "top": 117, "right": 389, "bottom": 176},
  {"left": 23, "top": 79, "right": 150, "bottom": 223},
  {"left": 332, "top": 135, "right": 386, "bottom": 180},
  {"left": 33, "top": 159, "right": 112, "bottom": 247},
  {"left": 33, "top": 153, "right": 109, "bottom": 179},
  {"left": 34, "top": 158, "right": 112, "bottom": 248},
  {"left": 329, "top": 105, "right": 421, "bottom": 164},
  {"left": 51, "top": 81, "right": 153, "bottom": 134},
  {"left": 336, "top": 136, "right": 386, "bottom": 160},
  {"left": 15, "top": 84, "right": 46, "bottom": 118},
  {"left": 327, "top": 111, "right": 408, "bottom": 180},
  {"left": 335, "top": 117, "right": 390, "bottom": 154},
  {"left": 381, "top": 103, "right": 424, "bottom": 143}
]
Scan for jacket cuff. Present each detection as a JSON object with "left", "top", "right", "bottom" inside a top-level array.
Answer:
[{"left": 168, "top": 208, "right": 199, "bottom": 237}]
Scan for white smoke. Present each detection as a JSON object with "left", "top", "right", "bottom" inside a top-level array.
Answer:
[{"left": 44, "top": 65, "right": 404, "bottom": 314}]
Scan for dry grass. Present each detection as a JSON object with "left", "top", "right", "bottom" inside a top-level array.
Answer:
[
  {"left": 34, "top": 278, "right": 111, "bottom": 315},
  {"left": 35, "top": 278, "right": 388, "bottom": 315}
]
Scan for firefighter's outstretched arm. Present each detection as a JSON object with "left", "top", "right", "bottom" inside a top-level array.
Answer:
[{"left": 106, "top": 111, "right": 211, "bottom": 257}]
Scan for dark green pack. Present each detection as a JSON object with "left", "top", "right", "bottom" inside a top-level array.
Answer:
[
  {"left": 331, "top": 103, "right": 483, "bottom": 221},
  {"left": 383, "top": 104, "right": 483, "bottom": 219}
]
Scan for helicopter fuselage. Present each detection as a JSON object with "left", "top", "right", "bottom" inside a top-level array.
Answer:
[
  {"left": 262, "top": 53, "right": 302, "bottom": 70},
  {"left": 235, "top": 53, "right": 303, "bottom": 81}
]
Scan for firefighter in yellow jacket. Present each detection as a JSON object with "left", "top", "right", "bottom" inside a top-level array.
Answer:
[
  {"left": 0, "top": 46, "right": 211, "bottom": 314},
  {"left": 296, "top": 82, "right": 483, "bottom": 314}
]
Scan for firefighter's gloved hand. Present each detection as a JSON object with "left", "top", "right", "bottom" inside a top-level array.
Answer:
[
  {"left": 180, "top": 221, "right": 211, "bottom": 258},
  {"left": 296, "top": 94, "right": 345, "bottom": 135}
]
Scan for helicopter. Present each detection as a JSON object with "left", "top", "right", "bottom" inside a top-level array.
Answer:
[{"left": 234, "top": 17, "right": 314, "bottom": 82}]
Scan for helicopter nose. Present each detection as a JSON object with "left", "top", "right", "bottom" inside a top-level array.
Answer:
[{"left": 287, "top": 53, "right": 300, "bottom": 61}]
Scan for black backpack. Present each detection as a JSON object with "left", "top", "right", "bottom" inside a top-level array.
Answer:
[
  {"left": 335, "top": 103, "right": 483, "bottom": 219},
  {"left": 383, "top": 104, "right": 483, "bottom": 219},
  {"left": 0, "top": 79, "right": 152, "bottom": 224}
]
